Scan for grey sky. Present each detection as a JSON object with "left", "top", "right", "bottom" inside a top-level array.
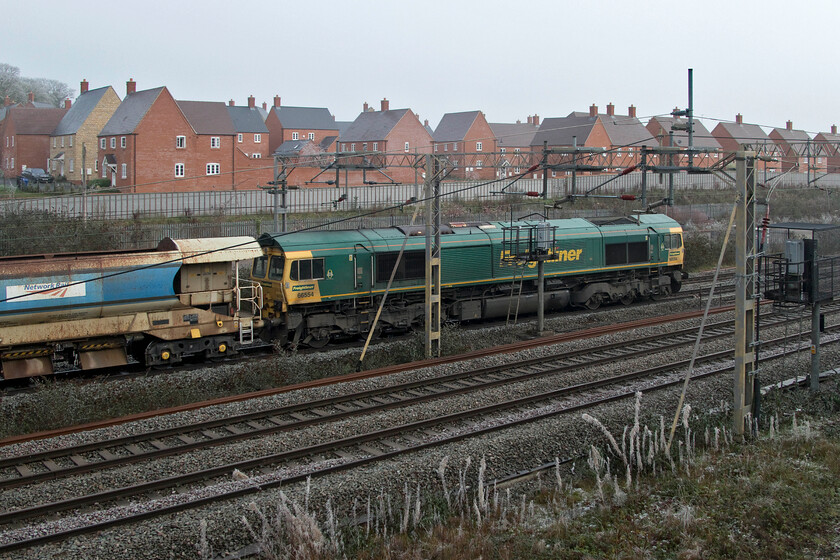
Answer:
[{"left": 7, "top": 0, "right": 839, "bottom": 137}]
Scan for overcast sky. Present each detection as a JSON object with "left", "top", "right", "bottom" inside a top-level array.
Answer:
[{"left": 7, "top": 0, "right": 839, "bottom": 136}]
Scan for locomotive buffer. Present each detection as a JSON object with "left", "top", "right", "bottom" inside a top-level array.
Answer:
[{"left": 501, "top": 221, "right": 557, "bottom": 334}]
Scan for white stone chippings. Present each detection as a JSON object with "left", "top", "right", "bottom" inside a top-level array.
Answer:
[{"left": 1, "top": 298, "right": 837, "bottom": 559}]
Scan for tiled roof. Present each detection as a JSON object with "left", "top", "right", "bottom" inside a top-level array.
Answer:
[
  {"left": 177, "top": 101, "right": 235, "bottom": 135},
  {"left": 53, "top": 86, "right": 114, "bottom": 136},
  {"left": 715, "top": 121, "right": 768, "bottom": 142},
  {"left": 274, "top": 139, "right": 312, "bottom": 155},
  {"left": 532, "top": 112, "right": 654, "bottom": 148},
  {"left": 227, "top": 106, "right": 269, "bottom": 134},
  {"left": 340, "top": 109, "right": 410, "bottom": 142},
  {"left": 489, "top": 122, "right": 538, "bottom": 149},
  {"left": 100, "top": 87, "right": 165, "bottom": 135},
  {"left": 271, "top": 106, "right": 337, "bottom": 130},
  {"left": 433, "top": 111, "right": 480, "bottom": 142},
  {"left": 6, "top": 106, "right": 67, "bottom": 135}
]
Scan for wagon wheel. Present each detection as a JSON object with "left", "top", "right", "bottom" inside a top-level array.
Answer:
[
  {"left": 651, "top": 286, "right": 672, "bottom": 301},
  {"left": 306, "top": 328, "right": 331, "bottom": 349},
  {"left": 620, "top": 292, "right": 635, "bottom": 306},
  {"left": 584, "top": 294, "right": 602, "bottom": 310}
]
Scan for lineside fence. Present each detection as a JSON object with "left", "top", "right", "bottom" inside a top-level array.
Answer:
[{"left": 0, "top": 170, "right": 814, "bottom": 221}]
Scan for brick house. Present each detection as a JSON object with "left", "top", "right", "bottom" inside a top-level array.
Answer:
[
  {"left": 489, "top": 117, "right": 539, "bottom": 178},
  {"left": 814, "top": 125, "right": 840, "bottom": 174},
  {"left": 339, "top": 99, "right": 433, "bottom": 185},
  {"left": 530, "top": 104, "right": 654, "bottom": 178},
  {"left": 711, "top": 114, "right": 779, "bottom": 172},
  {"left": 432, "top": 110, "right": 496, "bottom": 180},
  {"left": 768, "top": 121, "right": 822, "bottom": 174},
  {"left": 227, "top": 97, "right": 272, "bottom": 189},
  {"left": 265, "top": 97, "right": 339, "bottom": 154},
  {"left": 0, "top": 96, "right": 67, "bottom": 179},
  {"left": 48, "top": 80, "right": 121, "bottom": 184},
  {"left": 646, "top": 115, "right": 721, "bottom": 168}
]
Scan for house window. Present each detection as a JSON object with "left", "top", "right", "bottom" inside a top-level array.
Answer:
[
  {"left": 476, "top": 142, "right": 482, "bottom": 151},
  {"left": 69, "top": 159, "right": 74, "bottom": 173},
  {"left": 341, "top": 143, "right": 346, "bottom": 151},
  {"left": 53, "top": 137, "right": 57, "bottom": 148},
  {"left": 211, "top": 137, "right": 220, "bottom": 148},
  {"left": 237, "top": 133, "right": 243, "bottom": 143},
  {"left": 254, "top": 133, "right": 261, "bottom": 143},
  {"left": 362, "top": 143, "right": 367, "bottom": 151},
  {"left": 121, "top": 163, "right": 127, "bottom": 179},
  {"left": 110, "top": 137, "right": 116, "bottom": 149},
  {"left": 404, "top": 141, "right": 410, "bottom": 152},
  {"left": 175, "top": 163, "right": 184, "bottom": 177},
  {"left": 69, "top": 136, "right": 73, "bottom": 147},
  {"left": 9, "top": 136, "right": 12, "bottom": 147},
  {"left": 102, "top": 160, "right": 107, "bottom": 177},
  {"left": 292, "top": 132, "right": 299, "bottom": 140},
  {"left": 372, "top": 142, "right": 378, "bottom": 151},
  {"left": 434, "top": 145, "right": 438, "bottom": 153},
  {"left": 453, "top": 143, "right": 458, "bottom": 151},
  {"left": 94, "top": 160, "right": 98, "bottom": 172},
  {"left": 252, "top": 153, "right": 261, "bottom": 158},
  {"left": 350, "top": 143, "right": 355, "bottom": 151},
  {"left": 443, "top": 144, "right": 448, "bottom": 152},
  {"left": 500, "top": 148, "right": 506, "bottom": 153},
  {"left": 10, "top": 157, "right": 14, "bottom": 170},
  {"left": 476, "top": 160, "right": 482, "bottom": 168},
  {"left": 308, "top": 132, "right": 314, "bottom": 140},
  {"left": 100, "top": 138, "right": 106, "bottom": 149},
  {"left": 206, "top": 163, "right": 220, "bottom": 175},
  {"left": 61, "top": 137, "right": 65, "bottom": 148},
  {"left": 120, "top": 136, "right": 126, "bottom": 148},
  {"left": 514, "top": 148, "right": 520, "bottom": 153},
  {"left": 176, "top": 135, "right": 186, "bottom": 148}
]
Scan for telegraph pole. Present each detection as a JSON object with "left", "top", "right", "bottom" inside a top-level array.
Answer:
[
  {"left": 424, "top": 155, "right": 442, "bottom": 358},
  {"left": 733, "top": 148, "right": 757, "bottom": 436}
]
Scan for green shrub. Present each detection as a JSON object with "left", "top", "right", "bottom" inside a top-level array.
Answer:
[{"left": 87, "top": 178, "right": 111, "bottom": 189}]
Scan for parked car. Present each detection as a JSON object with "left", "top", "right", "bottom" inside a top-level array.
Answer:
[{"left": 17, "top": 168, "right": 54, "bottom": 186}]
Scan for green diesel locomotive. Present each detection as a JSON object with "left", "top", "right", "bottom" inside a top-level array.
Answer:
[{"left": 250, "top": 214, "right": 685, "bottom": 347}]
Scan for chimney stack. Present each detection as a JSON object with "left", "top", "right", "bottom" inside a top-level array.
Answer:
[
  {"left": 126, "top": 79, "right": 136, "bottom": 96},
  {"left": 527, "top": 116, "right": 532, "bottom": 125},
  {"left": 832, "top": 124, "right": 837, "bottom": 135},
  {"left": 381, "top": 98, "right": 389, "bottom": 112},
  {"left": 273, "top": 95, "right": 281, "bottom": 108},
  {"left": 64, "top": 98, "right": 71, "bottom": 109},
  {"left": 606, "top": 103, "right": 615, "bottom": 117},
  {"left": 533, "top": 114, "right": 540, "bottom": 126},
  {"left": 248, "top": 95, "right": 255, "bottom": 109},
  {"left": 228, "top": 99, "right": 235, "bottom": 106},
  {"left": 262, "top": 101, "right": 267, "bottom": 110},
  {"left": 589, "top": 104, "right": 598, "bottom": 117},
  {"left": 786, "top": 120, "right": 793, "bottom": 131},
  {"left": 80, "top": 79, "right": 89, "bottom": 94},
  {"left": 628, "top": 105, "right": 636, "bottom": 118},
  {"left": 735, "top": 113, "right": 743, "bottom": 125},
  {"left": 27, "top": 91, "right": 34, "bottom": 103},
  {"left": 363, "top": 102, "right": 369, "bottom": 112},
  {"left": 424, "top": 119, "right": 429, "bottom": 127}
]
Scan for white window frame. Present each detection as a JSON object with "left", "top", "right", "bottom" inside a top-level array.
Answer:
[
  {"left": 350, "top": 143, "right": 355, "bottom": 151},
  {"left": 252, "top": 153, "right": 261, "bottom": 159},
  {"left": 372, "top": 142, "right": 378, "bottom": 151},
  {"left": 100, "top": 138, "right": 106, "bottom": 149},
  {"left": 121, "top": 163, "right": 127, "bottom": 179},
  {"left": 254, "top": 133, "right": 261, "bottom": 143},
  {"left": 69, "top": 136, "right": 73, "bottom": 147},
  {"left": 61, "top": 137, "right": 65, "bottom": 148},
  {"left": 404, "top": 141, "right": 410, "bottom": 152},
  {"left": 292, "top": 132, "right": 299, "bottom": 140},
  {"left": 175, "top": 163, "right": 185, "bottom": 177},
  {"left": 237, "top": 133, "right": 243, "bottom": 143},
  {"left": 210, "top": 137, "right": 221, "bottom": 149},
  {"left": 110, "top": 137, "right": 116, "bottom": 149},
  {"left": 10, "top": 157, "right": 14, "bottom": 170},
  {"left": 476, "top": 141, "right": 482, "bottom": 151},
  {"left": 9, "top": 136, "right": 12, "bottom": 147},
  {"left": 206, "top": 163, "right": 220, "bottom": 175},
  {"left": 500, "top": 147, "right": 506, "bottom": 153},
  {"left": 53, "top": 137, "right": 57, "bottom": 148},
  {"left": 120, "top": 136, "right": 126, "bottom": 148},
  {"left": 176, "top": 135, "right": 186, "bottom": 149},
  {"left": 308, "top": 132, "right": 314, "bottom": 140},
  {"left": 453, "top": 143, "right": 458, "bottom": 151},
  {"left": 94, "top": 160, "right": 98, "bottom": 172},
  {"left": 70, "top": 159, "right": 74, "bottom": 173}
]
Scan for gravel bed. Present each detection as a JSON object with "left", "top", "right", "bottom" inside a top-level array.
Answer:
[{"left": 2, "top": 300, "right": 838, "bottom": 559}]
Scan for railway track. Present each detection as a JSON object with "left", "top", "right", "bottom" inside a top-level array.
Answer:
[{"left": 0, "top": 308, "right": 833, "bottom": 552}]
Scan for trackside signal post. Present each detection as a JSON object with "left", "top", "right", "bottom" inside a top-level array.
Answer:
[
  {"left": 733, "top": 150, "right": 757, "bottom": 436},
  {"left": 501, "top": 221, "right": 557, "bottom": 334}
]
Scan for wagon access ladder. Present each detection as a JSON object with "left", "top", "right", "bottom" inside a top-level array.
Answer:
[
  {"left": 507, "top": 264, "right": 526, "bottom": 326},
  {"left": 236, "top": 279, "right": 263, "bottom": 345}
]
